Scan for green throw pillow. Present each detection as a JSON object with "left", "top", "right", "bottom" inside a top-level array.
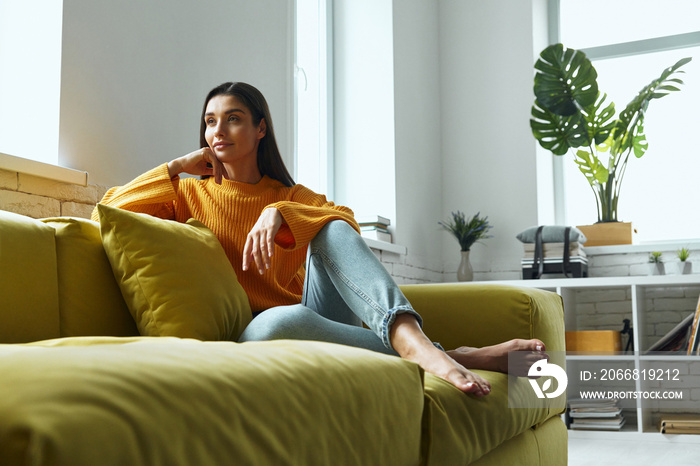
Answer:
[{"left": 97, "top": 204, "right": 252, "bottom": 341}]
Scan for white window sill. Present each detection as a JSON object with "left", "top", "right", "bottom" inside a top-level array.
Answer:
[
  {"left": 0, "top": 152, "right": 88, "bottom": 186},
  {"left": 362, "top": 237, "right": 407, "bottom": 255},
  {"left": 584, "top": 240, "right": 700, "bottom": 255}
]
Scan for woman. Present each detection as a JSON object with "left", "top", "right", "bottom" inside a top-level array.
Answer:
[{"left": 93, "top": 82, "right": 545, "bottom": 396}]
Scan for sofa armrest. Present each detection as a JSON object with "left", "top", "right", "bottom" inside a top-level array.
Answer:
[{"left": 399, "top": 283, "right": 565, "bottom": 353}]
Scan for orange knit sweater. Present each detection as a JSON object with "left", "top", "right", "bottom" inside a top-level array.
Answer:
[{"left": 92, "top": 163, "right": 360, "bottom": 313}]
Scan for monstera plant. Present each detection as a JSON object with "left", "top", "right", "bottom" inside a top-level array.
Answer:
[{"left": 530, "top": 43, "right": 691, "bottom": 223}]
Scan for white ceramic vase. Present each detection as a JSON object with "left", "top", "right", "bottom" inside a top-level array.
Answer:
[
  {"left": 457, "top": 250, "right": 474, "bottom": 282},
  {"left": 679, "top": 261, "right": 692, "bottom": 275}
]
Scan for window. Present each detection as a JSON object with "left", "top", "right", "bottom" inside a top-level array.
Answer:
[
  {"left": 294, "top": 0, "right": 333, "bottom": 198},
  {"left": 0, "top": 0, "right": 63, "bottom": 165},
  {"left": 555, "top": 0, "right": 700, "bottom": 243}
]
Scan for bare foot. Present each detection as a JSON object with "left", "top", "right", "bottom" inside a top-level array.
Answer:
[
  {"left": 390, "top": 314, "right": 491, "bottom": 396},
  {"left": 406, "top": 341, "right": 492, "bottom": 396},
  {"left": 447, "top": 339, "right": 547, "bottom": 377}
]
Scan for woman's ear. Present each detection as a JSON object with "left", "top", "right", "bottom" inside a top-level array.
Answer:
[{"left": 257, "top": 118, "right": 267, "bottom": 139}]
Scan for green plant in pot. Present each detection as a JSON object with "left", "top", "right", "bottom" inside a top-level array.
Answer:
[
  {"left": 439, "top": 211, "right": 492, "bottom": 282},
  {"left": 676, "top": 247, "right": 692, "bottom": 274},
  {"left": 530, "top": 44, "right": 691, "bottom": 226},
  {"left": 648, "top": 251, "right": 665, "bottom": 275}
]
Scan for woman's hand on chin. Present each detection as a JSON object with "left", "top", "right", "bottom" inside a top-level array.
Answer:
[
  {"left": 167, "top": 148, "right": 229, "bottom": 184},
  {"left": 243, "top": 207, "right": 284, "bottom": 274}
]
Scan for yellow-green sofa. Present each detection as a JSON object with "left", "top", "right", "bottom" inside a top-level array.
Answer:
[{"left": 0, "top": 209, "right": 567, "bottom": 465}]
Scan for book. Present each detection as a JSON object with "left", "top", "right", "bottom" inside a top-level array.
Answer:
[
  {"left": 356, "top": 215, "right": 391, "bottom": 227},
  {"left": 523, "top": 242, "right": 586, "bottom": 259},
  {"left": 646, "top": 312, "right": 694, "bottom": 354},
  {"left": 660, "top": 414, "right": 700, "bottom": 434},
  {"left": 521, "top": 256, "right": 588, "bottom": 266},
  {"left": 569, "top": 407, "right": 623, "bottom": 418},
  {"left": 568, "top": 398, "right": 626, "bottom": 430},
  {"left": 361, "top": 229, "right": 392, "bottom": 243},
  {"left": 360, "top": 226, "right": 390, "bottom": 233},
  {"left": 570, "top": 415, "right": 626, "bottom": 431},
  {"left": 568, "top": 398, "right": 619, "bottom": 410}
]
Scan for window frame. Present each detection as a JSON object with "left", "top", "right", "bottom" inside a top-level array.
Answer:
[{"left": 293, "top": 0, "right": 334, "bottom": 199}]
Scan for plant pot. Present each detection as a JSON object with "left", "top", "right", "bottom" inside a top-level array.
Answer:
[
  {"left": 678, "top": 261, "right": 693, "bottom": 275},
  {"left": 648, "top": 263, "right": 665, "bottom": 276},
  {"left": 576, "top": 222, "right": 635, "bottom": 247},
  {"left": 457, "top": 250, "right": 473, "bottom": 282}
]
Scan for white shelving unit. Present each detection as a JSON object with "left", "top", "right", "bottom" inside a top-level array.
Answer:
[{"left": 484, "top": 275, "right": 700, "bottom": 442}]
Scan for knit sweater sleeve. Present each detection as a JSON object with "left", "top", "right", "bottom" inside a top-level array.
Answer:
[
  {"left": 269, "top": 185, "right": 360, "bottom": 250},
  {"left": 90, "top": 163, "right": 178, "bottom": 222}
]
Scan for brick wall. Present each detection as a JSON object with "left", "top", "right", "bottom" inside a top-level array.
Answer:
[
  {"left": 371, "top": 249, "right": 444, "bottom": 285},
  {"left": 0, "top": 168, "right": 107, "bottom": 219},
  {"left": 588, "top": 248, "right": 698, "bottom": 277}
]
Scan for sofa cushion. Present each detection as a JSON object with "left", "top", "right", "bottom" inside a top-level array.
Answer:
[
  {"left": 41, "top": 217, "right": 138, "bottom": 337},
  {"left": 421, "top": 371, "right": 561, "bottom": 465},
  {"left": 400, "top": 284, "right": 567, "bottom": 353},
  {"left": 0, "top": 210, "right": 60, "bottom": 343},
  {"left": 469, "top": 416, "right": 567, "bottom": 465},
  {"left": 0, "top": 337, "right": 425, "bottom": 466},
  {"left": 97, "top": 204, "right": 252, "bottom": 341}
]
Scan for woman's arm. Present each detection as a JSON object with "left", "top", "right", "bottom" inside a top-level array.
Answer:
[
  {"left": 91, "top": 163, "right": 178, "bottom": 222},
  {"left": 91, "top": 148, "right": 227, "bottom": 222},
  {"left": 272, "top": 185, "right": 359, "bottom": 249},
  {"left": 241, "top": 184, "right": 360, "bottom": 274}
]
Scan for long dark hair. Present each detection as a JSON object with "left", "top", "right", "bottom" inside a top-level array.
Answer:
[{"left": 199, "top": 82, "right": 295, "bottom": 187}]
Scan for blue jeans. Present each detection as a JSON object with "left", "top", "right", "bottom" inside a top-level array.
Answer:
[{"left": 238, "top": 221, "right": 423, "bottom": 355}]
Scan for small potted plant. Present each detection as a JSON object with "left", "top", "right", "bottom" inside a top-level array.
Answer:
[
  {"left": 648, "top": 251, "right": 664, "bottom": 276},
  {"left": 676, "top": 248, "right": 692, "bottom": 275},
  {"left": 439, "top": 211, "right": 492, "bottom": 281}
]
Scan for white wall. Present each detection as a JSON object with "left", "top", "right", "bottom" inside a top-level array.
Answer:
[
  {"left": 55, "top": 0, "right": 554, "bottom": 282},
  {"left": 438, "top": 0, "right": 552, "bottom": 279},
  {"left": 392, "top": 0, "right": 445, "bottom": 275},
  {"left": 58, "top": 0, "right": 293, "bottom": 187},
  {"left": 333, "top": 0, "right": 552, "bottom": 281}
]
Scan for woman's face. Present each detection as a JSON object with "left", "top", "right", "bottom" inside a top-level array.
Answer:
[{"left": 203, "top": 94, "right": 266, "bottom": 167}]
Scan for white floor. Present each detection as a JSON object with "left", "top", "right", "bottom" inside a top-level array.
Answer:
[{"left": 568, "top": 434, "right": 700, "bottom": 465}]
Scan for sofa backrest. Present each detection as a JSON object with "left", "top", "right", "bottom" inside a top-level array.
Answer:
[
  {"left": 0, "top": 210, "right": 61, "bottom": 342},
  {"left": 0, "top": 210, "right": 138, "bottom": 343}
]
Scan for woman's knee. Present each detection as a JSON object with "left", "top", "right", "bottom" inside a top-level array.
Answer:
[
  {"left": 313, "top": 220, "right": 360, "bottom": 246},
  {"left": 238, "top": 305, "right": 317, "bottom": 342}
]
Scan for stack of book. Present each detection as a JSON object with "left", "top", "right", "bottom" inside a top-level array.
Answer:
[
  {"left": 521, "top": 241, "right": 588, "bottom": 278},
  {"left": 568, "top": 398, "right": 626, "bottom": 431},
  {"left": 660, "top": 414, "right": 700, "bottom": 434},
  {"left": 521, "top": 241, "right": 587, "bottom": 264},
  {"left": 357, "top": 215, "right": 392, "bottom": 243}
]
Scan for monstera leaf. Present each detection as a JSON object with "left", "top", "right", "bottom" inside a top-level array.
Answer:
[
  {"left": 613, "top": 56, "right": 691, "bottom": 156},
  {"left": 530, "top": 100, "right": 588, "bottom": 155},
  {"left": 533, "top": 44, "right": 599, "bottom": 116},
  {"left": 582, "top": 93, "right": 616, "bottom": 146},
  {"left": 574, "top": 149, "right": 609, "bottom": 186}
]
